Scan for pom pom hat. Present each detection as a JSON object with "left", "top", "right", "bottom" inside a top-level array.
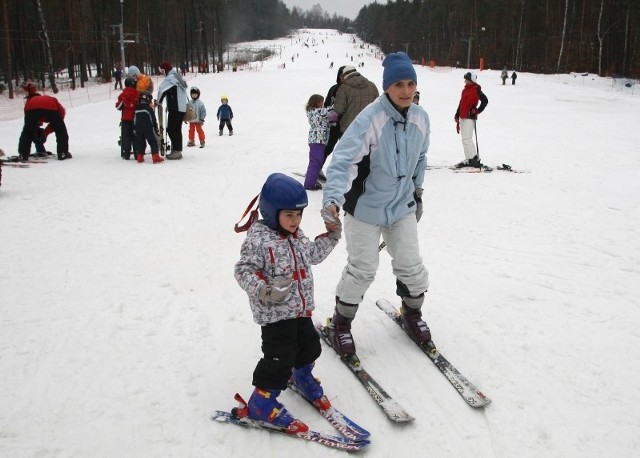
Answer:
[
  {"left": 382, "top": 52, "right": 417, "bottom": 91},
  {"left": 464, "top": 72, "right": 478, "bottom": 83}
]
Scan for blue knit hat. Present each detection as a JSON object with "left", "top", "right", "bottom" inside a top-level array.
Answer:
[{"left": 382, "top": 52, "right": 417, "bottom": 91}]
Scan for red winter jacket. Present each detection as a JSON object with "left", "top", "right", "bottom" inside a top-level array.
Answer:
[
  {"left": 458, "top": 83, "right": 479, "bottom": 119},
  {"left": 456, "top": 82, "right": 488, "bottom": 120},
  {"left": 116, "top": 87, "right": 140, "bottom": 121},
  {"left": 24, "top": 94, "right": 66, "bottom": 136}
]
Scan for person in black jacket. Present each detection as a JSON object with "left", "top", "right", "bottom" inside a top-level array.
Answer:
[
  {"left": 157, "top": 61, "right": 188, "bottom": 160},
  {"left": 322, "top": 66, "right": 346, "bottom": 163},
  {"left": 133, "top": 92, "right": 163, "bottom": 164}
]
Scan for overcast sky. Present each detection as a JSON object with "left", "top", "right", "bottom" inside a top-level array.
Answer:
[{"left": 281, "top": 0, "right": 381, "bottom": 20}]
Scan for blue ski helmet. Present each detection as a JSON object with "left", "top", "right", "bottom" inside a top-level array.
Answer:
[{"left": 259, "top": 173, "right": 308, "bottom": 230}]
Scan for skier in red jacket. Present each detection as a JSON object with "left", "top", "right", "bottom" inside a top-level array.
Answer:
[
  {"left": 17, "top": 82, "right": 72, "bottom": 162},
  {"left": 454, "top": 72, "right": 488, "bottom": 168},
  {"left": 115, "top": 77, "right": 139, "bottom": 160}
]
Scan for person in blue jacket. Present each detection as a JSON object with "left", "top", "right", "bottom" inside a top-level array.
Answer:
[
  {"left": 321, "top": 51, "right": 431, "bottom": 357},
  {"left": 217, "top": 96, "right": 234, "bottom": 136}
]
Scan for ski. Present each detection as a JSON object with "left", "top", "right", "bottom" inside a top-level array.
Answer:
[
  {"left": 1, "top": 161, "right": 30, "bottom": 168},
  {"left": 495, "top": 163, "right": 530, "bottom": 173},
  {"left": 287, "top": 382, "right": 370, "bottom": 442},
  {"left": 427, "top": 163, "right": 528, "bottom": 173},
  {"left": 157, "top": 103, "right": 169, "bottom": 156},
  {"left": 316, "top": 322, "right": 414, "bottom": 423},
  {"left": 212, "top": 394, "right": 370, "bottom": 451},
  {"left": 30, "top": 152, "right": 54, "bottom": 159},
  {"left": 3, "top": 156, "right": 47, "bottom": 164},
  {"left": 291, "top": 172, "right": 327, "bottom": 183},
  {"left": 376, "top": 298, "right": 491, "bottom": 408}
]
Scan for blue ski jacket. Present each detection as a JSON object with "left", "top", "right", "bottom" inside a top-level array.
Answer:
[{"left": 323, "top": 94, "right": 429, "bottom": 226}]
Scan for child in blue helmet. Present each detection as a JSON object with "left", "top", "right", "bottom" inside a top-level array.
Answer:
[{"left": 234, "top": 173, "right": 342, "bottom": 432}]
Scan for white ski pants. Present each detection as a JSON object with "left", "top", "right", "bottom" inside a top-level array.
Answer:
[
  {"left": 460, "top": 118, "right": 477, "bottom": 160},
  {"left": 336, "top": 213, "right": 429, "bottom": 305}
]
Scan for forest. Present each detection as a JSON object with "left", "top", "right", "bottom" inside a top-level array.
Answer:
[
  {"left": 0, "top": 0, "right": 637, "bottom": 98},
  {"left": 355, "top": 0, "right": 640, "bottom": 77}
]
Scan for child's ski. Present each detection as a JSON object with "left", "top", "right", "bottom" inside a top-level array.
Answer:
[
  {"left": 212, "top": 393, "right": 370, "bottom": 451},
  {"left": 287, "top": 382, "right": 370, "bottom": 442}
]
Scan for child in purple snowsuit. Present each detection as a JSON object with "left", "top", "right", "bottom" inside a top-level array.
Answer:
[{"left": 303, "top": 94, "right": 335, "bottom": 190}]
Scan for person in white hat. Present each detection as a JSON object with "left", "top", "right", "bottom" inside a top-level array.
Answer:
[{"left": 453, "top": 72, "right": 489, "bottom": 168}]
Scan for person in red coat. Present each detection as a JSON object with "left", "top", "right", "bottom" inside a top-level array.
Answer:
[
  {"left": 115, "top": 77, "right": 139, "bottom": 160},
  {"left": 454, "top": 72, "right": 488, "bottom": 168},
  {"left": 18, "top": 82, "right": 72, "bottom": 161}
]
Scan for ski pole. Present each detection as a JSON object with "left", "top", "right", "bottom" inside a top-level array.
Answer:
[{"left": 474, "top": 119, "right": 480, "bottom": 161}]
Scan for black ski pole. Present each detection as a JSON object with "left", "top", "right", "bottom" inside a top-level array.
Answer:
[{"left": 474, "top": 119, "right": 480, "bottom": 161}]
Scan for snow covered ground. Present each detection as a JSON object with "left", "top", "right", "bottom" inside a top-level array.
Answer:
[{"left": 1, "top": 29, "right": 639, "bottom": 457}]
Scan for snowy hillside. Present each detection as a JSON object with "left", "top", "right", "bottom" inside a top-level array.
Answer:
[{"left": 1, "top": 29, "right": 639, "bottom": 457}]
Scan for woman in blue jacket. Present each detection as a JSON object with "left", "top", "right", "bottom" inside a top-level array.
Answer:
[{"left": 321, "top": 52, "right": 431, "bottom": 357}]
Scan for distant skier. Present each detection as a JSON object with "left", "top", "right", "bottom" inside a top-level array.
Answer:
[
  {"left": 186, "top": 87, "right": 207, "bottom": 148},
  {"left": 17, "top": 82, "right": 72, "bottom": 162},
  {"left": 217, "top": 96, "right": 234, "bottom": 136},
  {"left": 133, "top": 92, "right": 163, "bottom": 164},
  {"left": 454, "top": 72, "right": 488, "bottom": 168},
  {"left": 115, "top": 77, "right": 139, "bottom": 160}
]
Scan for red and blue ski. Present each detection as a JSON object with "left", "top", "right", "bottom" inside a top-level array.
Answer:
[{"left": 212, "top": 393, "right": 370, "bottom": 451}]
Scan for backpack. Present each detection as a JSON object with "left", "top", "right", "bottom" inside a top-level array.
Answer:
[{"left": 183, "top": 100, "right": 197, "bottom": 122}]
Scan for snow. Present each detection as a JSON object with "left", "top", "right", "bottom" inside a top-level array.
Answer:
[{"left": 1, "top": 29, "right": 639, "bottom": 457}]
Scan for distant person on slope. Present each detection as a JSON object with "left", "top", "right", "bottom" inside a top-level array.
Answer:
[
  {"left": 17, "top": 82, "right": 72, "bottom": 162},
  {"left": 333, "top": 65, "right": 379, "bottom": 136},
  {"left": 322, "top": 51, "right": 431, "bottom": 357},
  {"left": 217, "top": 96, "right": 234, "bottom": 136},
  {"left": 133, "top": 92, "right": 163, "bottom": 164},
  {"left": 303, "top": 94, "right": 336, "bottom": 190},
  {"left": 157, "top": 61, "right": 188, "bottom": 160},
  {"left": 322, "top": 65, "right": 345, "bottom": 162},
  {"left": 234, "top": 173, "right": 341, "bottom": 432},
  {"left": 127, "top": 65, "right": 154, "bottom": 95},
  {"left": 115, "top": 77, "right": 139, "bottom": 160},
  {"left": 454, "top": 72, "right": 488, "bottom": 168}
]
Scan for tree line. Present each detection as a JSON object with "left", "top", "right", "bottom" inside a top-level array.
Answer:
[
  {"left": 0, "top": 0, "right": 347, "bottom": 98},
  {"left": 354, "top": 0, "right": 640, "bottom": 77},
  {"left": 1, "top": 0, "right": 637, "bottom": 99}
]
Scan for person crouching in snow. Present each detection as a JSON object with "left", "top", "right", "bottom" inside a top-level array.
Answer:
[
  {"left": 233, "top": 173, "right": 342, "bottom": 431},
  {"left": 133, "top": 92, "right": 163, "bottom": 163}
]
